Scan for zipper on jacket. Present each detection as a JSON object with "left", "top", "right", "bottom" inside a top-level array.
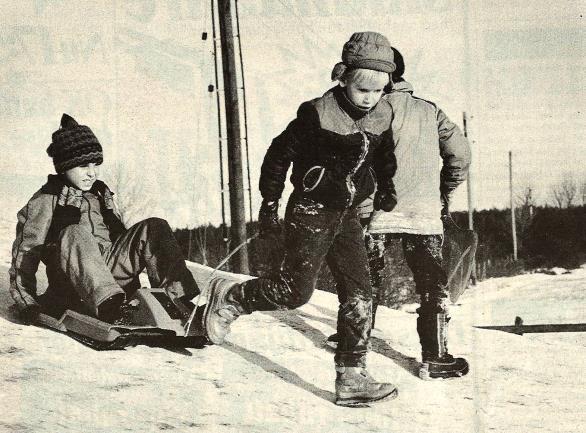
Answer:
[
  {"left": 345, "top": 130, "right": 370, "bottom": 205},
  {"left": 83, "top": 195, "right": 95, "bottom": 235}
]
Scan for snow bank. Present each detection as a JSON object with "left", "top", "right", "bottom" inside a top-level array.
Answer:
[{"left": 0, "top": 261, "right": 584, "bottom": 432}]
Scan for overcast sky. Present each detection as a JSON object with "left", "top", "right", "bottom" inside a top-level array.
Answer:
[{"left": 1, "top": 0, "right": 584, "bottom": 228}]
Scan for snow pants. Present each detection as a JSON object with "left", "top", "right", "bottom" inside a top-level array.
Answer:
[
  {"left": 42, "top": 217, "right": 199, "bottom": 317},
  {"left": 367, "top": 233, "right": 448, "bottom": 314},
  {"left": 236, "top": 193, "right": 373, "bottom": 367}
]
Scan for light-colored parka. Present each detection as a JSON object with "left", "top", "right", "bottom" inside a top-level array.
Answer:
[
  {"left": 9, "top": 175, "right": 124, "bottom": 312},
  {"left": 367, "top": 81, "right": 471, "bottom": 234}
]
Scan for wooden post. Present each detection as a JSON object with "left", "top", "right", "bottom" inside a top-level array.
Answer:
[
  {"left": 218, "top": 0, "right": 249, "bottom": 273},
  {"left": 509, "top": 151, "right": 518, "bottom": 261},
  {"left": 463, "top": 112, "right": 477, "bottom": 284},
  {"left": 209, "top": 2, "right": 230, "bottom": 259},
  {"left": 463, "top": 112, "right": 474, "bottom": 231}
]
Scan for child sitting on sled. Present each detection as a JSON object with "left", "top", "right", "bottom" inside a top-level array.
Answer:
[{"left": 9, "top": 114, "right": 199, "bottom": 324}]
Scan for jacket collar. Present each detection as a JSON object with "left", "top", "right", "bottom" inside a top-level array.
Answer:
[
  {"left": 333, "top": 85, "right": 373, "bottom": 121},
  {"left": 41, "top": 174, "right": 70, "bottom": 195},
  {"left": 41, "top": 174, "right": 105, "bottom": 197},
  {"left": 389, "top": 80, "right": 414, "bottom": 94}
]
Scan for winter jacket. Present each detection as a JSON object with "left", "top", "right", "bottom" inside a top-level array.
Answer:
[
  {"left": 9, "top": 175, "right": 125, "bottom": 312},
  {"left": 259, "top": 85, "right": 396, "bottom": 209},
  {"left": 368, "top": 81, "right": 471, "bottom": 234}
]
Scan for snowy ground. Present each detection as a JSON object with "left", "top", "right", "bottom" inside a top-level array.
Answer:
[{"left": 0, "top": 218, "right": 584, "bottom": 433}]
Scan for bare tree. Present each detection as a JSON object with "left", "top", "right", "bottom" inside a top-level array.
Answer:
[
  {"left": 515, "top": 185, "right": 537, "bottom": 210},
  {"left": 549, "top": 175, "right": 578, "bottom": 208},
  {"left": 103, "top": 163, "right": 156, "bottom": 227},
  {"left": 515, "top": 184, "right": 537, "bottom": 234}
]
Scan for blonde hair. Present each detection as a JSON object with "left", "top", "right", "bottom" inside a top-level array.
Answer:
[{"left": 331, "top": 62, "right": 390, "bottom": 86}]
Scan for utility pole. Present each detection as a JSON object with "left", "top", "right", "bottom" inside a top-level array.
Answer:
[
  {"left": 463, "top": 112, "right": 477, "bottom": 284},
  {"left": 218, "top": 0, "right": 249, "bottom": 273},
  {"left": 509, "top": 151, "right": 518, "bottom": 261},
  {"left": 463, "top": 112, "right": 474, "bottom": 230}
]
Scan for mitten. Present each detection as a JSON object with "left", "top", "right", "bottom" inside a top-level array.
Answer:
[
  {"left": 373, "top": 188, "right": 397, "bottom": 212},
  {"left": 258, "top": 200, "right": 280, "bottom": 239}
]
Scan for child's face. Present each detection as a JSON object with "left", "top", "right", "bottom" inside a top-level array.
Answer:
[
  {"left": 342, "top": 74, "right": 388, "bottom": 110},
  {"left": 64, "top": 163, "right": 101, "bottom": 191}
]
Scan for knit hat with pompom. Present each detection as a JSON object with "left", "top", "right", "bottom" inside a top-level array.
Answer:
[{"left": 47, "top": 114, "right": 103, "bottom": 173}]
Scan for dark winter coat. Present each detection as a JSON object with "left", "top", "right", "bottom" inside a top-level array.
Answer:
[
  {"left": 259, "top": 86, "right": 397, "bottom": 209},
  {"left": 9, "top": 175, "right": 125, "bottom": 312}
]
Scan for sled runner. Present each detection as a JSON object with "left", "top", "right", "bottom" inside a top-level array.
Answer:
[
  {"left": 34, "top": 287, "right": 209, "bottom": 350},
  {"left": 442, "top": 216, "right": 478, "bottom": 303},
  {"left": 476, "top": 316, "right": 586, "bottom": 335}
]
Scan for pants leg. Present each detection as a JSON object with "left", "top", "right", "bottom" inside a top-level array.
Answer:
[
  {"left": 57, "top": 225, "right": 124, "bottom": 314},
  {"left": 236, "top": 195, "right": 341, "bottom": 312},
  {"left": 365, "top": 232, "right": 387, "bottom": 328},
  {"left": 103, "top": 217, "right": 200, "bottom": 300},
  {"left": 402, "top": 234, "right": 450, "bottom": 358},
  {"left": 402, "top": 234, "right": 447, "bottom": 311},
  {"left": 327, "top": 209, "right": 373, "bottom": 368}
]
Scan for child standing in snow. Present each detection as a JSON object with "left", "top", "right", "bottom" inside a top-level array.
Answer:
[
  {"left": 9, "top": 114, "right": 199, "bottom": 324},
  {"left": 341, "top": 47, "right": 472, "bottom": 380},
  {"left": 200, "top": 32, "right": 399, "bottom": 406}
]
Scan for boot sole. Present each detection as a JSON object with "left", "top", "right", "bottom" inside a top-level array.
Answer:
[
  {"left": 419, "top": 363, "right": 470, "bottom": 381},
  {"left": 335, "top": 388, "right": 398, "bottom": 407},
  {"left": 202, "top": 279, "right": 229, "bottom": 345}
]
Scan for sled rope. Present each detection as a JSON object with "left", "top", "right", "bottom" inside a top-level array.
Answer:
[
  {"left": 444, "top": 245, "right": 473, "bottom": 288},
  {"left": 212, "top": 233, "right": 259, "bottom": 275},
  {"left": 184, "top": 233, "right": 259, "bottom": 335}
]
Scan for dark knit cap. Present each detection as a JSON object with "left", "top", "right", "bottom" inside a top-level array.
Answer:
[
  {"left": 342, "top": 32, "right": 396, "bottom": 73},
  {"left": 47, "top": 114, "right": 103, "bottom": 173}
]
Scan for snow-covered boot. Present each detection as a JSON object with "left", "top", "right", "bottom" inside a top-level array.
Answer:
[
  {"left": 325, "top": 332, "right": 340, "bottom": 349},
  {"left": 203, "top": 279, "right": 247, "bottom": 345},
  {"left": 335, "top": 366, "right": 398, "bottom": 407},
  {"left": 417, "top": 311, "right": 469, "bottom": 380}
]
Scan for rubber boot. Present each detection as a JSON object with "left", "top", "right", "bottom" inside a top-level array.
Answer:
[
  {"left": 203, "top": 279, "right": 247, "bottom": 345},
  {"left": 96, "top": 293, "right": 125, "bottom": 323},
  {"left": 417, "top": 311, "right": 469, "bottom": 380},
  {"left": 335, "top": 366, "right": 398, "bottom": 407}
]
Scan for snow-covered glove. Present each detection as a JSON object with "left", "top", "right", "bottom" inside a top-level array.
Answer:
[
  {"left": 258, "top": 200, "right": 280, "bottom": 240},
  {"left": 373, "top": 188, "right": 397, "bottom": 212}
]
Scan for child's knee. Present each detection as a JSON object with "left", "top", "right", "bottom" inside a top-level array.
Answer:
[
  {"left": 418, "top": 292, "right": 449, "bottom": 314},
  {"left": 144, "top": 217, "right": 172, "bottom": 233},
  {"left": 286, "top": 286, "right": 314, "bottom": 309},
  {"left": 275, "top": 275, "right": 314, "bottom": 309},
  {"left": 59, "top": 224, "right": 93, "bottom": 243}
]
